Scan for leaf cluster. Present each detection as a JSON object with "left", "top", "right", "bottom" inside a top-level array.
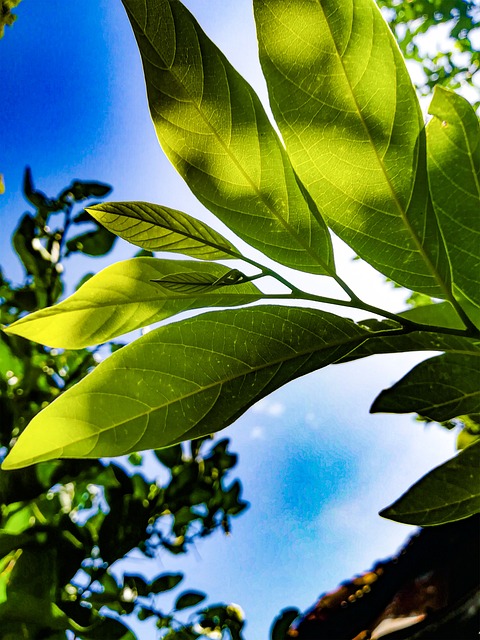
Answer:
[
  {"left": 0, "top": 172, "right": 247, "bottom": 639},
  {"left": 378, "top": 0, "right": 480, "bottom": 106},
  {"left": 5, "top": 0, "right": 478, "bottom": 530}
]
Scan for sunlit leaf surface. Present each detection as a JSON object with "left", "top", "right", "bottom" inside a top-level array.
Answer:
[
  {"left": 4, "top": 258, "right": 262, "bottom": 348},
  {"left": 254, "top": 0, "right": 450, "bottom": 296},
  {"left": 120, "top": 0, "right": 334, "bottom": 275},
  {"left": 2, "top": 307, "right": 371, "bottom": 469}
]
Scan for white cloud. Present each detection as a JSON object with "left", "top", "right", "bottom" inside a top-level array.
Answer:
[{"left": 250, "top": 426, "right": 265, "bottom": 440}]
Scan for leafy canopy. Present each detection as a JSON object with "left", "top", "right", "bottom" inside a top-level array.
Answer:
[{"left": 3, "top": 0, "right": 480, "bottom": 528}]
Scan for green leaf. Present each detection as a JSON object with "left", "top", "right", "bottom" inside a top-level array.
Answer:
[
  {"left": 254, "top": 0, "right": 450, "bottom": 297},
  {"left": 399, "top": 300, "right": 480, "bottom": 331},
  {"left": 427, "top": 86, "right": 480, "bottom": 308},
  {"left": 120, "top": 0, "right": 334, "bottom": 276},
  {"left": 270, "top": 608, "right": 299, "bottom": 640},
  {"left": 174, "top": 591, "right": 206, "bottom": 610},
  {"left": 149, "top": 573, "right": 183, "bottom": 593},
  {"left": 4, "top": 258, "right": 262, "bottom": 348},
  {"left": 151, "top": 268, "right": 249, "bottom": 294},
  {"left": 380, "top": 439, "right": 480, "bottom": 525},
  {"left": 87, "top": 201, "right": 239, "bottom": 260},
  {"left": 371, "top": 353, "right": 480, "bottom": 422},
  {"left": 2, "top": 307, "right": 371, "bottom": 469},
  {"left": 339, "top": 319, "right": 480, "bottom": 364},
  {"left": 66, "top": 226, "right": 117, "bottom": 257}
]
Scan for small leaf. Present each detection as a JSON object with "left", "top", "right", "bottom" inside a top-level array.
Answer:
[
  {"left": 380, "top": 439, "right": 480, "bottom": 525},
  {"left": 148, "top": 573, "right": 183, "bottom": 593},
  {"left": 174, "top": 591, "right": 206, "bottom": 611},
  {"left": 152, "top": 269, "right": 248, "bottom": 294},
  {"left": 270, "top": 608, "right": 299, "bottom": 640},
  {"left": 2, "top": 307, "right": 370, "bottom": 468},
  {"left": 69, "top": 180, "right": 112, "bottom": 200},
  {"left": 427, "top": 86, "right": 480, "bottom": 308},
  {"left": 120, "top": 0, "right": 334, "bottom": 275},
  {"left": 371, "top": 353, "right": 480, "bottom": 422},
  {"left": 154, "top": 445, "right": 183, "bottom": 468},
  {"left": 4, "top": 258, "right": 262, "bottom": 348},
  {"left": 66, "top": 227, "right": 117, "bottom": 257},
  {"left": 22, "top": 167, "right": 52, "bottom": 210},
  {"left": 87, "top": 201, "right": 239, "bottom": 261}
]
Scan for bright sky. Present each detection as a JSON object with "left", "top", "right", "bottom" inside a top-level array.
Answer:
[{"left": 1, "top": 2, "right": 460, "bottom": 638}]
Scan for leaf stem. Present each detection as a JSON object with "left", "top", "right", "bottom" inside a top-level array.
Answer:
[{"left": 234, "top": 251, "right": 480, "bottom": 339}]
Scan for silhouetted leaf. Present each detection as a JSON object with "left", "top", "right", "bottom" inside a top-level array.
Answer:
[
  {"left": 66, "top": 227, "right": 116, "bottom": 257},
  {"left": 371, "top": 353, "right": 480, "bottom": 422},
  {"left": 381, "top": 440, "right": 480, "bottom": 525},
  {"left": 270, "top": 608, "right": 299, "bottom": 640},
  {"left": 174, "top": 591, "right": 206, "bottom": 610}
]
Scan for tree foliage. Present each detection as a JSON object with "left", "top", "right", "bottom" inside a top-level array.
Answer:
[
  {"left": 0, "top": 172, "right": 247, "bottom": 638},
  {"left": 378, "top": 0, "right": 479, "bottom": 104},
  {"left": 1, "top": 0, "right": 479, "bottom": 638}
]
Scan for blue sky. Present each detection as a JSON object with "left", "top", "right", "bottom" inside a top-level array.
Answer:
[{"left": 1, "top": 2, "right": 460, "bottom": 638}]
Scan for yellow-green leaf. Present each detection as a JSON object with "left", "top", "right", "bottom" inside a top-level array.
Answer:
[
  {"left": 3, "top": 258, "right": 262, "bottom": 348},
  {"left": 87, "top": 201, "right": 239, "bottom": 261}
]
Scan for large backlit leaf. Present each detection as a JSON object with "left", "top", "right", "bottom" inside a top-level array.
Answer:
[
  {"left": 2, "top": 307, "right": 372, "bottom": 469},
  {"left": 3, "top": 258, "right": 262, "bottom": 348},
  {"left": 371, "top": 353, "right": 480, "bottom": 422},
  {"left": 254, "top": 0, "right": 450, "bottom": 297},
  {"left": 87, "top": 201, "right": 240, "bottom": 261},
  {"left": 427, "top": 86, "right": 480, "bottom": 308},
  {"left": 381, "top": 439, "right": 480, "bottom": 525},
  {"left": 120, "top": 0, "right": 334, "bottom": 275}
]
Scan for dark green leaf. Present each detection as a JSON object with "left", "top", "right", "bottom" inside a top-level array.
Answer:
[
  {"left": 66, "top": 227, "right": 117, "bottom": 257},
  {"left": 154, "top": 444, "right": 183, "bottom": 468},
  {"left": 371, "top": 353, "right": 480, "bottom": 422},
  {"left": 69, "top": 180, "right": 112, "bottom": 200},
  {"left": 380, "top": 440, "right": 480, "bottom": 525},
  {"left": 120, "top": 0, "right": 334, "bottom": 276},
  {"left": 174, "top": 591, "right": 206, "bottom": 610},
  {"left": 149, "top": 573, "right": 183, "bottom": 593},
  {"left": 270, "top": 608, "right": 299, "bottom": 640}
]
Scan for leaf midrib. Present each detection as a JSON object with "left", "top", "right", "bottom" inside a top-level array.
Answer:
[
  {"left": 46, "top": 325, "right": 370, "bottom": 451},
  {"left": 89, "top": 204, "right": 239, "bottom": 258},
  {"left": 312, "top": 0, "right": 452, "bottom": 296}
]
